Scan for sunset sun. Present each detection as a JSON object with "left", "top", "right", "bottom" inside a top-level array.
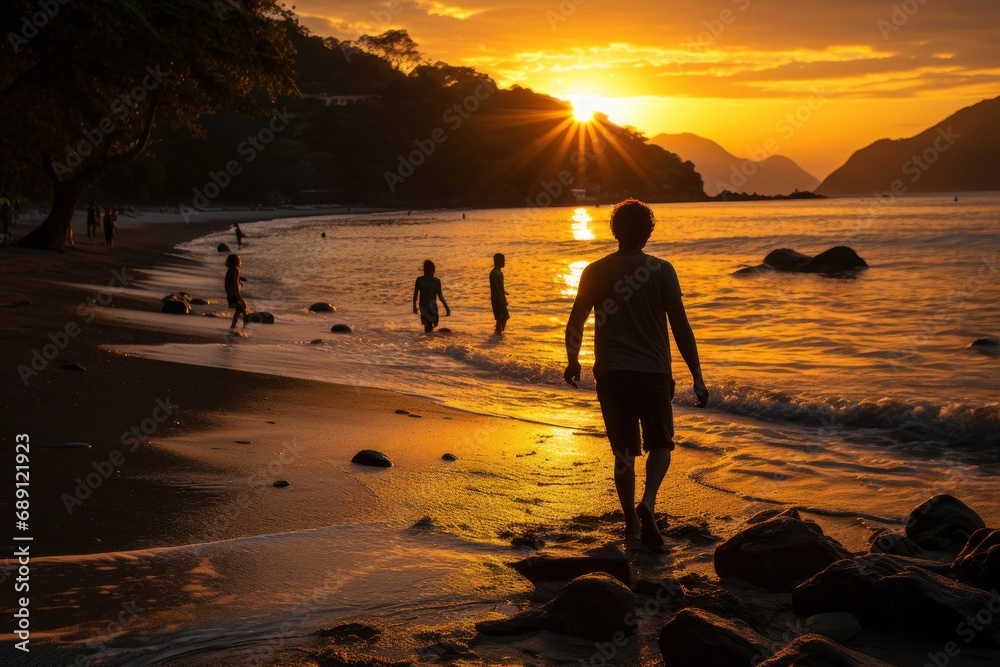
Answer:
[{"left": 567, "top": 95, "right": 601, "bottom": 122}]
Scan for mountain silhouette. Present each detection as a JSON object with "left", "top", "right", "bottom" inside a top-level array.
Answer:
[
  {"left": 650, "top": 132, "right": 819, "bottom": 196},
  {"left": 818, "top": 96, "right": 1000, "bottom": 195}
]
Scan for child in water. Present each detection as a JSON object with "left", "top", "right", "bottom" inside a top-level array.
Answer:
[
  {"left": 413, "top": 259, "right": 450, "bottom": 333},
  {"left": 225, "top": 254, "right": 249, "bottom": 330}
]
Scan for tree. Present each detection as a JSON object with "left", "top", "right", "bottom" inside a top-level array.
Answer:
[
  {"left": 356, "top": 29, "right": 421, "bottom": 73},
  {"left": 1, "top": 0, "right": 299, "bottom": 250}
]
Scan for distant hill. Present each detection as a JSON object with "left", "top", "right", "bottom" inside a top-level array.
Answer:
[
  {"left": 649, "top": 133, "right": 819, "bottom": 196},
  {"left": 86, "top": 30, "right": 704, "bottom": 208},
  {"left": 818, "top": 96, "right": 1000, "bottom": 195}
]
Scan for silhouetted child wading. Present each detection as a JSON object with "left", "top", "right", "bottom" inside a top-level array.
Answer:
[
  {"left": 413, "top": 260, "right": 450, "bottom": 333},
  {"left": 564, "top": 199, "right": 708, "bottom": 550},
  {"left": 490, "top": 253, "right": 509, "bottom": 334},
  {"left": 225, "top": 254, "right": 249, "bottom": 330}
]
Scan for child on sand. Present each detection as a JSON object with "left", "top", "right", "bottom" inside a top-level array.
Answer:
[
  {"left": 412, "top": 259, "right": 450, "bottom": 333},
  {"left": 225, "top": 254, "right": 249, "bottom": 330}
]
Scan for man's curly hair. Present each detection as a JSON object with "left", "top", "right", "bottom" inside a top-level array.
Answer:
[{"left": 610, "top": 198, "right": 655, "bottom": 247}]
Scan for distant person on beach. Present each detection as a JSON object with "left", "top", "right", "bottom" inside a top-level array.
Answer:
[
  {"left": 413, "top": 259, "right": 450, "bottom": 333},
  {"left": 490, "top": 253, "right": 509, "bottom": 334},
  {"left": 102, "top": 206, "right": 116, "bottom": 249},
  {"left": 225, "top": 254, "right": 249, "bottom": 330},
  {"left": 235, "top": 223, "right": 245, "bottom": 249},
  {"left": 0, "top": 194, "right": 14, "bottom": 242},
  {"left": 87, "top": 202, "right": 99, "bottom": 239},
  {"left": 564, "top": 199, "right": 708, "bottom": 550}
]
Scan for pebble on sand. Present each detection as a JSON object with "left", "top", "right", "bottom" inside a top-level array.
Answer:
[
  {"left": 351, "top": 449, "right": 393, "bottom": 468},
  {"left": 272, "top": 480, "right": 290, "bottom": 488}
]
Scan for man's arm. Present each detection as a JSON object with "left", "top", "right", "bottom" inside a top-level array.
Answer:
[
  {"left": 564, "top": 270, "right": 593, "bottom": 387},
  {"left": 665, "top": 296, "right": 708, "bottom": 407},
  {"left": 438, "top": 282, "right": 450, "bottom": 315},
  {"left": 412, "top": 281, "right": 419, "bottom": 314}
]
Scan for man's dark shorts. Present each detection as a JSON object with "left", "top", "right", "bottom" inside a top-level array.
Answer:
[{"left": 596, "top": 371, "right": 675, "bottom": 457}]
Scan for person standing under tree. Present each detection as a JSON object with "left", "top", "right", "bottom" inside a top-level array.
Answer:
[
  {"left": 413, "top": 260, "right": 450, "bottom": 333},
  {"left": 490, "top": 253, "right": 509, "bottom": 334},
  {"left": 564, "top": 199, "right": 708, "bottom": 550},
  {"left": 102, "top": 206, "right": 116, "bottom": 249}
]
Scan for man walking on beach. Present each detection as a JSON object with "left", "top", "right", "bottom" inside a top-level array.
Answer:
[
  {"left": 490, "top": 253, "right": 509, "bottom": 334},
  {"left": 564, "top": 199, "right": 708, "bottom": 549}
]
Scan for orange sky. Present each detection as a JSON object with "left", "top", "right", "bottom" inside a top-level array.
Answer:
[{"left": 292, "top": 0, "right": 1000, "bottom": 179}]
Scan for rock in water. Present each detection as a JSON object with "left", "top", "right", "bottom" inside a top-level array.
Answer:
[
  {"left": 442, "top": 453, "right": 458, "bottom": 461},
  {"left": 970, "top": 337, "right": 1000, "bottom": 347},
  {"left": 309, "top": 302, "right": 337, "bottom": 312},
  {"left": 763, "top": 248, "right": 812, "bottom": 271},
  {"left": 714, "top": 516, "right": 849, "bottom": 591},
  {"left": 804, "top": 246, "right": 869, "bottom": 274},
  {"left": 953, "top": 528, "right": 1000, "bottom": 590},
  {"left": 246, "top": 311, "right": 275, "bottom": 324},
  {"left": 511, "top": 555, "right": 631, "bottom": 586},
  {"left": 658, "top": 608, "right": 774, "bottom": 667},
  {"left": 330, "top": 324, "right": 353, "bottom": 333},
  {"left": 905, "top": 494, "right": 985, "bottom": 550},
  {"left": 792, "top": 554, "right": 1000, "bottom": 646},
  {"left": 758, "top": 634, "right": 893, "bottom": 666},
  {"left": 476, "top": 573, "right": 637, "bottom": 641},
  {"left": 62, "top": 363, "right": 87, "bottom": 372},
  {"left": 161, "top": 299, "right": 190, "bottom": 315},
  {"left": 272, "top": 480, "right": 290, "bottom": 488},
  {"left": 217, "top": 243, "right": 230, "bottom": 253},
  {"left": 351, "top": 450, "right": 392, "bottom": 468}
]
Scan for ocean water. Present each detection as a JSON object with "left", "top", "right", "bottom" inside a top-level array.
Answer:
[
  {"left": 132, "top": 196, "right": 999, "bottom": 446},
  {"left": 105, "top": 196, "right": 1000, "bottom": 513},
  {"left": 45, "top": 195, "right": 998, "bottom": 665}
]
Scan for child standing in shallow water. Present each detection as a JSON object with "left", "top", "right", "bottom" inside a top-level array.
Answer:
[{"left": 225, "top": 254, "right": 249, "bottom": 330}]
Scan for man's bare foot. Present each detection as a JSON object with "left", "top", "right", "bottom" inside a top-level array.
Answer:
[
  {"left": 624, "top": 508, "right": 641, "bottom": 538},
  {"left": 636, "top": 501, "right": 665, "bottom": 550}
]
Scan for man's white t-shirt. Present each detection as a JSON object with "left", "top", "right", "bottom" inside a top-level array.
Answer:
[{"left": 575, "top": 251, "right": 682, "bottom": 379}]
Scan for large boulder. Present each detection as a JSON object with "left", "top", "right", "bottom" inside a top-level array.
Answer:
[
  {"left": 476, "top": 573, "right": 637, "bottom": 641},
  {"left": 511, "top": 555, "right": 630, "bottom": 587},
  {"left": 758, "top": 634, "right": 893, "bottom": 667},
  {"left": 161, "top": 299, "right": 190, "bottom": 315},
  {"left": 743, "top": 247, "right": 869, "bottom": 276},
  {"left": 792, "top": 554, "right": 1000, "bottom": 646},
  {"left": 905, "top": 494, "right": 985, "bottom": 551},
  {"left": 804, "top": 246, "right": 869, "bottom": 274},
  {"left": 953, "top": 528, "right": 1000, "bottom": 590},
  {"left": 658, "top": 608, "right": 774, "bottom": 667},
  {"left": 764, "top": 248, "right": 812, "bottom": 271},
  {"left": 714, "top": 516, "right": 850, "bottom": 591},
  {"left": 351, "top": 450, "right": 392, "bottom": 468},
  {"left": 869, "top": 528, "right": 923, "bottom": 557}
]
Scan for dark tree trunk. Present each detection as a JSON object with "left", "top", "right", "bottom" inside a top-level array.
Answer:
[{"left": 19, "top": 178, "right": 91, "bottom": 251}]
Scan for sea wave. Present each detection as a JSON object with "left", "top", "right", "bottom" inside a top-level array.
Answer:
[{"left": 687, "top": 380, "right": 1000, "bottom": 447}]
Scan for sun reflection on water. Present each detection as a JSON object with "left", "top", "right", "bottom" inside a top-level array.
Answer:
[
  {"left": 571, "top": 207, "right": 595, "bottom": 241},
  {"left": 561, "top": 260, "right": 588, "bottom": 297}
]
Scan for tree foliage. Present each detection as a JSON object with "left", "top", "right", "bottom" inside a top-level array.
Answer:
[
  {"left": 1, "top": 0, "right": 298, "bottom": 249},
  {"left": 355, "top": 29, "right": 422, "bottom": 73}
]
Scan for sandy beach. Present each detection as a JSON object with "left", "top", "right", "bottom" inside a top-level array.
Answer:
[{"left": 3, "top": 205, "right": 1000, "bottom": 667}]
